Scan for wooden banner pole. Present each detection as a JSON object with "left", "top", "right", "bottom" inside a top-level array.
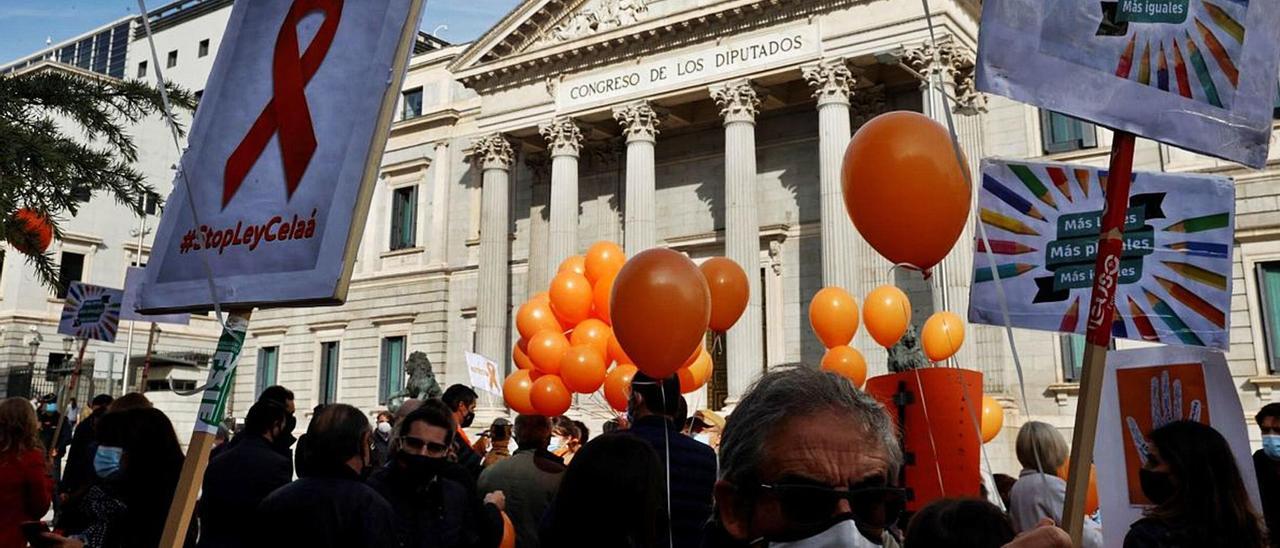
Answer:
[
  {"left": 136, "top": 322, "right": 160, "bottom": 393},
  {"left": 48, "top": 337, "right": 89, "bottom": 463},
  {"left": 1061, "top": 131, "right": 1137, "bottom": 545},
  {"left": 159, "top": 310, "right": 252, "bottom": 548}
]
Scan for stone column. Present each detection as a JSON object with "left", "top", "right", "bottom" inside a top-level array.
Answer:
[
  {"left": 710, "top": 79, "right": 763, "bottom": 407},
  {"left": 472, "top": 134, "right": 515, "bottom": 385},
  {"left": 539, "top": 117, "right": 584, "bottom": 278},
  {"left": 802, "top": 59, "right": 860, "bottom": 293},
  {"left": 428, "top": 141, "right": 452, "bottom": 267},
  {"left": 612, "top": 101, "right": 660, "bottom": 253}
]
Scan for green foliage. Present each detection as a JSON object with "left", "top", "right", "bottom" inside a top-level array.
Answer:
[{"left": 0, "top": 67, "right": 194, "bottom": 290}]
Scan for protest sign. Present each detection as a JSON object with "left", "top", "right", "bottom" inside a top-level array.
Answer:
[
  {"left": 969, "top": 159, "right": 1235, "bottom": 350},
  {"left": 1097, "top": 347, "right": 1259, "bottom": 547},
  {"left": 58, "top": 282, "right": 124, "bottom": 343},
  {"left": 466, "top": 351, "right": 504, "bottom": 399},
  {"left": 976, "top": 0, "right": 1280, "bottom": 167},
  {"left": 122, "top": 267, "right": 189, "bottom": 324}
]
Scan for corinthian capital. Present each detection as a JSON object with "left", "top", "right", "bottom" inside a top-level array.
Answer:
[
  {"left": 612, "top": 101, "right": 661, "bottom": 142},
  {"left": 471, "top": 134, "right": 514, "bottom": 170},
  {"left": 709, "top": 79, "right": 761, "bottom": 124},
  {"left": 802, "top": 59, "right": 855, "bottom": 106},
  {"left": 538, "top": 117, "right": 585, "bottom": 157},
  {"left": 903, "top": 41, "right": 967, "bottom": 84}
]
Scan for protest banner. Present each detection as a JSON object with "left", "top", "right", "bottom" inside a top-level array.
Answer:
[
  {"left": 976, "top": 0, "right": 1280, "bottom": 168},
  {"left": 969, "top": 159, "right": 1235, "bottom": 350},
  {"left": 122, "top": 267, "right": 189, "bottom": 325},
  {"left": 58, "top": 282, "right": 124, "bottom": 343},
  {"left": 1097, "top": 347, "right": 1260, "bottom": 547},
  {"left": 466, "top": 351, "right": 504, "bottom": 399}
]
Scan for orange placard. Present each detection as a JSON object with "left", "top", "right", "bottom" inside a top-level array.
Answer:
[{"left": 1115, "top": 363, "right": 1209, "bottom": 505}]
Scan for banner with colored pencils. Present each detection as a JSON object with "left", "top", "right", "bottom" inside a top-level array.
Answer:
[
  {"left": 976, "top": 0, "right": 1280, "bottom": 168},
  {"left": 969, "top": 159, "right": 1235, "bottom": 350}
]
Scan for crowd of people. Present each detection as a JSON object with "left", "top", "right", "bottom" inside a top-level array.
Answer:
[{"left": 1, "top": 365, "right": 1278, "bottom": 547}]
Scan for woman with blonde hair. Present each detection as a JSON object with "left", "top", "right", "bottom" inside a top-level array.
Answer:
[
  {"left": 1008, "top": 421, "right": 1101, "bottom": 547},
  {"left": 0, "top": 396, "right": 53, "bottom": 546}
]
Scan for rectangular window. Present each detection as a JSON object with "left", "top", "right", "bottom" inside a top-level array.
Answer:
[
  {"left": 137, "top": 61, "right": 147, "bottom": 78},
  {"left": 198, "top": 39, "right": 210, "bottom": 58},
  {"left": 318, "top": 341, "right": 340, "bottom": 405},
  {"left": 379, "top": 337, "right": 406, "bottom": 404},
  {"left": 401, "top": 87, "right": 423, "bottom": 120},
  {"left": 166, "top": 50, "right": 177, "bottom": 68},
  {"left": 1061, "top": 334, "right": 1086, "bottom": 382},
  {"left": 1040, "top": 110, "right": 1098, "bottom": 154},
  {"left": 57, "top": 252, "right": 85, "bottom": 299},
  {"left": 390, "top": 186, "right": 417, "bottom": 250},
  {"left": 142, "top": 191, "right": 161, "bottom": 216},
  {"left": 1257, "top": 262, "right": 1280, "bottom": 373},
  {"left": 256, "top": 346, "right": 279, "bottom": 396}
]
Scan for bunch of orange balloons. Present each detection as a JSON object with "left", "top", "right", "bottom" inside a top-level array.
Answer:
[{"left": 809, "top": 287, "right": 867, "bottom": 388}]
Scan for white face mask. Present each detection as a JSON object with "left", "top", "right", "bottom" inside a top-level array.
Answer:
[
  {"left": 548, "top": 435, "right": 564, "bottom": 452},
  {"left": 693, "top": 433, "right": 712, "bottom": 446},
  {"left": 376, "top": 422, "right": 392, "bottom": 435},
  {"left": 766, "top": 519, "right": 881, "bottom": 548}
]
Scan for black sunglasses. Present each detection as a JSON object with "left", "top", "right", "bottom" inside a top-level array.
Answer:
[
  {"left": 757, "top": 483, "right": 907, "bottom": 529},
  {"left": 401, "top": 436, "right": 449, "bottom": 454}
]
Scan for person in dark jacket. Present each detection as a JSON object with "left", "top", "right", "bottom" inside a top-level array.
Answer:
[
  {"left": 38, "top": 395, "right": 73, "bottom": 495},
  {"left": 371, "top": 410, "right": 394, "bottom": 469},
  {"left": 541, "top": 433, "right": 666, "bottom": 548},
  {"left": 627, "top": 373, "right": 717, "bottom": 548},
  {"left": 257, "top": 403, "right": 395, "bottom": 548},
  {"left": 441, "top": 385, "right": 484, "bottom": 478},
  {"left": 367, "top": 405, "right": 505, "bottom": 548},
  {"left": 478, "top": 415, "right": 566, "bottom": 548},
  {"left": 198, "top": 399, "right": 294, "bottom": 548},
  {"left": 1253, "top": 403, "right": 1280, "bottom": 547},
  {"left": 212, "top": 385, "right": 297, "bottom": 464},
  {"left": 59, "top": 394, "right": 113, "bottom": 501}
]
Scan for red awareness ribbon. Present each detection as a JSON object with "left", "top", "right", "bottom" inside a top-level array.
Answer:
[{"left": 222, "top": 0, "right": 344, "bottom": 209}]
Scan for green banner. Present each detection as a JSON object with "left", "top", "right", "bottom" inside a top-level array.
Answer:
[
  {"left": 196, "top": 314, "right": 250, "bottom": 434},
  {"left": 1057, "top": 206, "right": 1147, "bottom": 239},
  {"left": 1053, "top": 258, "right": 1146, "bottom": 291},
  {"left": 1116, "top": 0, "right": 1189, "bottom": 24},
  {"left": 1044, "top": 227, "right": 1156, "bottom": 268}
]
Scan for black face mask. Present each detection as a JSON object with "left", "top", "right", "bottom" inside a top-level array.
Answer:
[
  {"left": 1139, "top": 468, "right": 1175, "bottom": 505},
  {"left": 461, "top": 411, "right": 475, "bottom": 429},
  {"left": 398, "top": 452, "right": 445, "bottom": 483},
  {"left": 275, "top": 415, "right": 298, "bottom": 450}
]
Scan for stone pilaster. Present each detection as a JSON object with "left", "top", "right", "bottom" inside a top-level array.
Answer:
[
  {"left": 428, "top": 141, "right": 452, "bottom": 267},
  {"left": 471, "top": 134, "right": 514, "bottom": 398},
  {"left": 612, "top": 101, "right": 661, "bottom": 253},
  {"left": 539, "top": 117, "right": 584, "bottom": 277}
]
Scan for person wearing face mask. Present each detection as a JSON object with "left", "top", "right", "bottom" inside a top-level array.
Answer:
[
  {"left": 478, "top": 415, "right": 566, "bottom": 548},
  {"left": 550, "top": 418, "right": 581, "bottom": 465},
  {"left": 1252, "top": 403, "right": 1280, "bottom": 547},
  {"left": 371, "top": 411, "right": 395, "bottom": 468},
  {"left": 1123, "top": 420, "right": 1266, "bottom": 548},
  {"left": 197, "top": 400, "right": 294, "bottom": 548},
  {"left": 442, "top": 385, "right": 484, "bottom": 479},
  {"left": 256, "top": 403, "right": 395, "bottom": 548},
  {"left": 367, "top": 405, "right": 506, "bottom": 548},
  {"left": 38, "top": 394, "right": 73, "bottom": 508}
]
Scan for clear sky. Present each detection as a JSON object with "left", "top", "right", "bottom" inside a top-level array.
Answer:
[{"left": 0, "top": 0, "right": 522, "bottom": 65}]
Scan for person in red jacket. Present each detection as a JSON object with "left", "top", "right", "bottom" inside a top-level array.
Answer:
[{"left": 0, "top": 396, "right": 53, "bottom": 548}]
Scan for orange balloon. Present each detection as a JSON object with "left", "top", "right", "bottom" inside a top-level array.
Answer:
[
  {"left": 503, "top": 370, "right": 538, "bottom": 415},
  {"left": 12, "top": 208, "right": 54, "bottom": 255},
  {"left": 809, "top": 287, "right": 860, "bottom": 348},
  {"left": 550, "top": 271, "right": 593, "bottom": 326},
  {"left": 516, "top": 300, "right": 561, "bottom": 341},
  {"left": 569, "top": 318, "right": 611, "bottom": 358},
  {"left": 981, "top": 395, "right": 1004, "bottom": 443},
  {"left": 560, "top": 345, "right": 607, "bottom": 393},
  {"left": 528, "top": 330, "right": 570, "bottom": 375},
  {"left": 700, "top": 257, "right": 749, "bottom": 332},
  {"left": 611, "top": 249, "right": 711, "bottom": 380},
  {"left": 558, "top": 255, "right": 586, "bottom": 276},
  {"left": 842, "top": 111, "right": 970, "bottom": 272},
  {"left": 863, "top": 285, "right": 911, "bottom": 348},
  {"left": 677, "top": 349, "right": 712, "bottom": 393},
  {"left": 531, "top": 291, "right": 549, "bottom": 304},
  {"left": 922, "top": 311, "right": 966, "bottom": 362},
  {"left": 585, "top": 241, "right": 626, "bottom": 285},
  {"left": 607, "top": 330, "right": 632, "bottom": 365},
  {"left": 500, "top": 512, "right": 516, "bottom": 548},
  {"left": 604, "top": 364, "right": 638, "bottom": 412},
  {"left": 820, "top": 345, "right": 867, "bottom": 388},
  {"left": 593, "top": 270, "right": 617, "bottom": 325},
  {"left": 513, "top": 338, "right": 534, "bottom": 371},
  {"left": 1058, "top": 459, "right": 1100, "bottom": 515},
  {"left": 531, "top": 375, "right": 572, "bottom": 416}
]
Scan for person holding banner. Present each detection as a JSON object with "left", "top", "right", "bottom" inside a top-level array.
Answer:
[{"left": 1122, "top": 421, "right": 1265, "bottom": 548}]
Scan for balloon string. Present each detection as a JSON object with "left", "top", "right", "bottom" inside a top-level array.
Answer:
[{"left": 911, "top": 367, "right": 947, "bottom": 499}]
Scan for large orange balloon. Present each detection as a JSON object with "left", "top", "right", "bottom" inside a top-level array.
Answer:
[
  {"left": 863, "top": 285, "right": 911, "bottom": 348},
  {"left": 611, "top": 249, "right": 711, "bottom": 380},
  {"left": 500, "top": 512, "right": 516, "bottom": 548},
  {"left": 981, "top": 395, "right": 1004, "bottom": 443},
  {"left": 820, "top": 345, "right": 867, "bottom": 388},
  {"left": 699, "top": 257, "right": 749, "bottom": 332},
  {"left": 604, "top": 364, "right": 638, "bottom": 412},
  {"left": 585, "top": 241, "right": 626, "bottom": 285},
  {"left": 607, "top": 331, "right": 632, "bottom": 365},
  {"left": 531, "top": 375, "right": 572, "bottom": 416},
  {"left": 528, "top": 330, "right": 570, "bottom": 375},
  {"left": 513, "top": 338, "right": 534, "bottom": 371},
  {"left": 503, "top": 370, "right": 538, "bottom": 415},
  {"left": 922, "top": 311, "right": 966, "bottom": 362},
  {"left": 1058, "top": 459, "right": 1100, "bottom": 515},
  {"left": 593, "top": 271, "right": 617, "bottom": 325},
  {"left": 560, "top": 345, "right": 607, "bottom": 393},
  {"left": 569, "top": 319, "right": 611, "bottom": 359},
  {"left": 558, "top": 255, "right": 586, "bottom": 276},
  {"left": 809, "top": 287, "right": 859, "bottom": 348},
  {"left": 549, "top": 271, "right": 593, "bottom": 326},
  {"left": 677, "top": 349, "right": 712, "bottom": 393},
  {"left": 842, "top": 111, "right": 970, "bottom": 272},
  {"left": 516, "top": 300, "right": 561, "bottom": 340}
]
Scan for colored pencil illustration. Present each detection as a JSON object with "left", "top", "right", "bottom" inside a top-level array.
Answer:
[
  {"left": 1166, "top": 241, "right": 1229, "bottom": 258},
  {"left": 982, "top": 175, "right": 1046, "bottom": 221},
  {"left": 976, "top": 239, "right": 1037, "bottom": 255},
  {"left": 1172, "top": 39, "right": 1194, "bottom": 99},
  {"left": 1203, "top": 2, "right": 1245, "bottom": 44},
  {"left": 1008, "top": 164, "right": 1058, "bottom": 210},
  {"left": 1155, "top": 276, "right": 1226, "bottom": 328},
  {"left": 1157, "top": 42, "right": 1170, "bottom": 92},
  {"left": 1184, "top": 32, "right": 1223, "bottom": 108},
  {"left": 1138, "top": 40, "right": 1152, "bottom": 85},
  {"left": 981, "top": 208, "right": 1040, "bottom": 236},
  {"left": 1073, "top": 168, "right": 1091, "bottom": 198},
  {"left": 1113, "top": 314, "right": 1129, "bottom": 339},
  {"left": 974, "top": 263, "right": 1035, "bottom": 283},
  {"left": 1127, "top": 296, "right": 1161, "bottom": 341},
  {"left": 1060, "top": 297, "right": 1080, "bottom": 332},
  {"left": 1195, "top": 19, "right": 1239, "bottom": 87},
  {"left": 1117, "top": 34, "right": 1137, "bottom": 78},
  {"left": 1046, "top": 167, "right": 1072, "bottom": 203},
  {"left": 1165, "top": 212, "right": 1228, "bottom": 233},
  {"left": 1161, "top": 260, "right": 1227, "bottom": 291},
  {"left": 1144, "top": 289, "right": 1205, "bottom": 346}
]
